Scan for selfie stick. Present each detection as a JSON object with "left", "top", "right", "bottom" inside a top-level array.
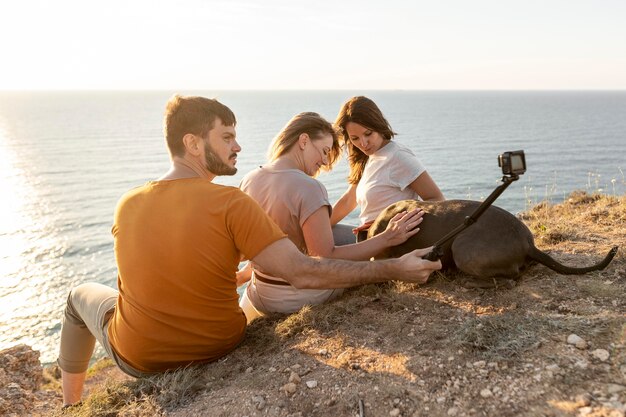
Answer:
[{"left": 423, "top": 173, "right": 520, "bottom": 262}]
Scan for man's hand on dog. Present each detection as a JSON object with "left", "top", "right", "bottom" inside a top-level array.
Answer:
[{"left": 396, "top": 246, "right": 442, "bottom": 284}]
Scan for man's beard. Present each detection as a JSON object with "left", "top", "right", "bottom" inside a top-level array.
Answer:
[{"left": 205, "top": 143, "right": 237, "bottom": 176}]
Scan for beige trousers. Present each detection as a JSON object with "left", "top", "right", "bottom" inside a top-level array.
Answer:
[{"left": 57, "top": 282, "right": 149, "bottom": 378}]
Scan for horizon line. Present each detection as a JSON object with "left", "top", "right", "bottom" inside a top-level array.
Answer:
[{"left": 1, "top": 88, "right": 626, "bottom": 93}]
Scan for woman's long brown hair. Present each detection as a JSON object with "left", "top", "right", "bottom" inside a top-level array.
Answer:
[{"left": 334, "top": 96, "right": 396, "bottom": 184}]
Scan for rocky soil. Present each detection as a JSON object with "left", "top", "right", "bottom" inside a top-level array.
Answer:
[{"left": 0, "top": 345, "right": 61, "bottom": 416}]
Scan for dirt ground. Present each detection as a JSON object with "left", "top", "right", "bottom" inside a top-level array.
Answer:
[{"left": 51, "top": 192, "right": 625, "bottom": 417}]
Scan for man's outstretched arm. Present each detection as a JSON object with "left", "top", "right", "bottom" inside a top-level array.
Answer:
[{"left": 252, "top": 238, "right": 441, "bottom": 290}]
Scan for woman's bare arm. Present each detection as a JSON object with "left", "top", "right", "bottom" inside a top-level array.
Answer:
[
  {"left": 408, "top": 171, "right": 445, "bottom": 201},
  {"left": 330, "top": 184, "right": 357, "bottom": 225},
  {"left": 302, "top": 206, "right": 424, "bottom": 261}
]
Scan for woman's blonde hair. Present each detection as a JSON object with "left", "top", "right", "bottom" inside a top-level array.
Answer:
[{"left": 268, "top": 112, "right": 341, "bottom": 172}]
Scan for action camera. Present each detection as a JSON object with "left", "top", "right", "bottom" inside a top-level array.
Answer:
[{"left": 498, "top": 150, "right": 526, "bottom": 176}]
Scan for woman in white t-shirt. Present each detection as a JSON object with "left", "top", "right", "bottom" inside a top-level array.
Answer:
[
  {"left": 237, "top": 112, "right": 425, "bottom": 321},
  {"left": 331, "top": 96, "right": 445, "bottom": 240}
]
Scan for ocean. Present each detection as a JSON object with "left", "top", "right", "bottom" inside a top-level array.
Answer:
[{"left": 0, "top": 91, "right": 625, "bottom": 364}]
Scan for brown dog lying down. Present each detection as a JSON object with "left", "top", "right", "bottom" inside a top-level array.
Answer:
[{"left": 368, "top": 199, "right": 618, "bottom": 287}]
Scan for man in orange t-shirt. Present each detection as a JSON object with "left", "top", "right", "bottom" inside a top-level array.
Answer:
[{"left": 57, "top": 95, "right": 441, "bottom": 407}]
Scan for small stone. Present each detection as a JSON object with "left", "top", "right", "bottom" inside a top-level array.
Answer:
[
  {"left": 407, "top": 332, "right": 415, "bottom": 337},
  {"left": 567, "top": 334, "right": 588, "bottom": 349},
  {"left": 473, "top": 360, "right": 486, "bottom": 368},
  {"left": 574, "top": 360, "right": 589, "bottom": 370},
  {"left": 289, "top": 372, "right": 301, "bottom": 383},
  {"left": 546, "top": 364, "right": 560, "bottom": 372},
  {"left": 269, "top": 367, "right": 277, "bottom": 372},
  {"left": 448, "top": 356, "right": 455, "bottom": 362},
  {"left": 578, "top": 407, "right": 592, "bottom": 416},
  {"left": 252, "top": 395, "right": 266, "bottom": 410},
  {"left": 480, "top": 389, "right": 493, "bottom": 398},
  {"left": 436, "top": 397, "right": 446, "bottom": 404},
  {"left": 448, "top": 407, "right": 459, "bottom": 416},
  {"left": 591, "top": 349, "right": 610, "bottom": 362},
  {"left": 245, "top": 366, "right": 253, "bottom": 373},
  {"left": 393, "top": 398, "right": 401, "bottom": 405},
  {"left": 389, "top": 408, "right": 401, "bottom": 416},
  {"left": 319, "top": 349, "right": 328, "bottom": 356},
  {"left": 291, "top": 363, "right": 301, "bottom": 369},
  {"left": 305, "top": 380, "right": 318, "bottom": 389},
  {"left": 282, "top": 382, "right": 297, "bottom": 394}
]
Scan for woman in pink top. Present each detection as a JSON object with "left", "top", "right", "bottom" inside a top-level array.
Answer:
[
  {"left": 238, "top": 112, "right": 424, "bottom": 320},
  {"left": 331, "top": 96, "right": 445, "bottom": 240}
]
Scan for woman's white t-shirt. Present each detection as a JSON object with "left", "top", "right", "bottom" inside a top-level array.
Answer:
[{"left": 356, "top": 141, "right": 426, "bottom": 224}]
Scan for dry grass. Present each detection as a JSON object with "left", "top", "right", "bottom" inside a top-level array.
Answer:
[
  {"left": 453, "top": 314, "right": 552, "bottom": 360},
  {"left": 522, "top": 191, "right": 626, "bottom": 247},
  {"left": 50, "top": 363, "right": 211, "bottom": 417},
  {"left": 54, "top": 191, "right": 626, "bottom": 417}
]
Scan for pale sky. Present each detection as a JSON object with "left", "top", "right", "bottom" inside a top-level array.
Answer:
[{"left": 1, "top": 0, "right": 625, "bottom": 90}]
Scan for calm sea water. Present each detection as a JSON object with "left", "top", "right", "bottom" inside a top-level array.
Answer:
[{"left": 1, "top": 91, "right": 625, "bottom": 364}]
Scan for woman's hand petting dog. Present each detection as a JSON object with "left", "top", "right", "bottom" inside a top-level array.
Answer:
[{"left": 381, "top": 208, "right": 424, "bottom": 247}]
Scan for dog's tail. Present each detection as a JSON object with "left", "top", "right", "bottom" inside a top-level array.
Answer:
[{"left": 528, "top": 245, "right": 619, "bottom": 275}]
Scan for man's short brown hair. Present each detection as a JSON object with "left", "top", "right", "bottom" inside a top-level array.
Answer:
[{"left": 163, "top": 95, "right": 236, "bottom": 157}]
